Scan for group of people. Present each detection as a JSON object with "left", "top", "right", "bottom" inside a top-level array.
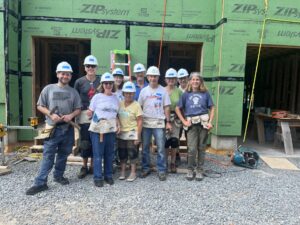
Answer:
[{"left": 26, "top": 55, "right": 215, "bottom": 195}]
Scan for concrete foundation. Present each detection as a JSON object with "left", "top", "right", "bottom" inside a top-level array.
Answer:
[{"left": 211, "top": 134, "right": 237, "bottom": 150}]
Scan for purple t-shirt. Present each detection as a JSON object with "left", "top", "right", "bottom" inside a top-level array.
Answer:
[{"left": 177, "top": 91, "right": 214, "bottom": 117}]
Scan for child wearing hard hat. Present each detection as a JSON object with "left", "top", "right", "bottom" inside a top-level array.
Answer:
[
  {"left": 26, "top": 62, "right": 82, "bottom": 195},
  {"left": 138, "top": 66, "right": 172, "bottom": 181},
  {"left": 175, "top": 72, "right": 215, "bottom": 181},
  {"left": 74, "top": 55, "right": 100, "bottom": 179},
  {"left": 88, "top": 72, "right": 120, "bottom": 187},
  {"left": 164, "top": 68, "right": 183, "bottom": 173},
  {"left": 117, "top": 81, "right": 143, "bottom": 182}
]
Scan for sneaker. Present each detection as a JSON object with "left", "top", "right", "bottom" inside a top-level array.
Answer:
[
  {"left": 54, "top": 177, "right": 69, "bottom": 185},
  {"left": 94, "top": 180, "right": 104, "bottom": 187},
  {"left": 119, "top": 175, "right": 126, "bottom": 180},
  {"left": 126, "top": 174, "right": 137, "bottom": 182},
  {"left": 104, "top": 178, "right": 114, "bottom": 185},
  {"left": 88, "top": 167, "right": 93, "bottom": 175},
  {"left": 26, "top": 184, "right": 48, "bottom": 195},
  {"left": 77, "top": 167, "right": 88, "bottom": 179},
  {"left": 140, "top": 170, "right": 151, "bottom": 178},
  {"left": 195, "top": 169, "right": 204, "bottom": 181},
  {"left": 158, "top": 172, "right": 167, "bottom": 181},
  {"left": 170, "top": 163, "right": 177, "bottom": 173},
  {"left": 186, "top": 169, "right": 194, "bottom": 181}
]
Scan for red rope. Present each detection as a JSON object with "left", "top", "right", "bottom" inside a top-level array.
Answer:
[{"left": 158, "top": 0, "right": 167, "bottom": 69}]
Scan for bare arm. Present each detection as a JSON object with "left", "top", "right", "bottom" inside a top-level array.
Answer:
[
  {"left": 164, "top": 105, "right": 172, "bottom": 130},
  {"left": 134, "top": 116, "right": 143, "bottom": 145},
  {"left": 37, "top": 105, "right": 62, "bottom": 123},
  {"left": 175, "top": 106, "right": 191, "bottom": 127},
  {"left": 63, "top": 108, "right": 81, "bottom": 123},
  {"left": 207, "top": 106, "right": 215, "bottom": 130}
]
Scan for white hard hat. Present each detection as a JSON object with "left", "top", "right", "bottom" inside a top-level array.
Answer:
[
  {"left": 83, "top": 55, "right": 98, "bottom": 66},
  {"left": 56, "top": 61, "right": 73, "bottom": 73},
  {"left": 165, "top": 68, "right": 177, "bottom": 78},
  {"left": 101, "top": 72, "right": 114, "bottom": 83},
  {"left": 146, "top": 66, "right": 160, "bottom": 76},
  {"left": 133, "top": 63, "right": 146, "bottom": 73},
  {"left": 112, "top": 68, "right": 124, "bottom": 76},
  {"left": 122, "top": 81, "right": 136, "bottom": 93},
  {"left": 177, "top": 68, "right": 189, "bottom": 78}
]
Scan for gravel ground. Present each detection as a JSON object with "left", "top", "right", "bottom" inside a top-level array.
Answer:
[{"left": 1, "top": 153, "right": 300, "bottom": 225}]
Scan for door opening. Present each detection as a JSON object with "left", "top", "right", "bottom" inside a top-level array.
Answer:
[
  {"left": 147, "top": 41, "right": 202, "bottom": 85},
  {"left": 32, "top": 37, "right": 91, "bottom": 117}
]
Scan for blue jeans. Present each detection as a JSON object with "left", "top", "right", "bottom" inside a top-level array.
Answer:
[
  {"left": 142, "top": 128, "right": 166, "bottom": 173},
  {"left": 34, "top": 126, "right": 74, "bottom": 186},
  {"left": 90, "top": 132, "right": 115, "bottom": 181}
]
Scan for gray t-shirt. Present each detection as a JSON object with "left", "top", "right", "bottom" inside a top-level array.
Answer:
[
  {"left": 74, "top": 75, "right": 100, "bottom": 110},
  {"left": 37, "top": 84, "right": 82, "bottom": 126}
]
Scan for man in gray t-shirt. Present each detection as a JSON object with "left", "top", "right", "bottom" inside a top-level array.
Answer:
[{"left": 26, "top": 61, "right": 82, "bottom": 196}]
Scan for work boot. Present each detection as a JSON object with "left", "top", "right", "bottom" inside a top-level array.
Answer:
[
  {"left": 26, "top": 184, "right": 48, "bottom": 195},
  {"left": 195, "top": 169, "right": 204, "bottom": 181},
  {"left": 54, "top": 177, "right": 69, "bottom": 185},
  {"left": 140, "top": 170, "right": 151, "bottom": 178},
  {"left": 94, "top": 180, "right": 104, "bottom": 187},
  {"left": 186, "top": 169, "right": 194, "bottom": 181},
  {"left": 158, "top": 172, "right": 167, "bottom": 181},
  {"left": 104, "top": 178, "right": 114, "bottom": 185},
  {"left": 77, "top": 167, "right": 88, "bottom": 179}
]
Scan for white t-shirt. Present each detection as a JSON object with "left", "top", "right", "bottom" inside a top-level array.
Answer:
[
  {"left": 114, "top": 89, "right": 124, "bottom": 101},
  {"left": 89, "top": 93, "right": 119, "bottom": 120},
  {"left": 138, "top": 85, "right": 171, "bottom": 120}
]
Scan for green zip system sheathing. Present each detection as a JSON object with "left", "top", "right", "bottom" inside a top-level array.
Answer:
[{"left": 2, "top": 0, "right": 300, "bottom": 142}]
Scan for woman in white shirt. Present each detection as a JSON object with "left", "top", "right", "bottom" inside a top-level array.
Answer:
[{"left": 88, "top": 72, "right": 120, "bottom": 187}]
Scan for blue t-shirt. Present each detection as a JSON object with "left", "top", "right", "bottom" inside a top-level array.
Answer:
[
  {"left": 134, "top": 81, "right": 148, "bottom": 101},
  {"left": 177, "top": 91, "right": 214, "bottom": 117}
]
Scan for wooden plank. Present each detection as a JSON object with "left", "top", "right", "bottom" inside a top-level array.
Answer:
[
  {"left": 255, "top": 115, "right": 265, "bottom": 144},
  {"left": 260, "top": 157, "right": 299, "bottom": 170},
  {"left": 280, "top": 122, "right": 294, "bottom": 155}
]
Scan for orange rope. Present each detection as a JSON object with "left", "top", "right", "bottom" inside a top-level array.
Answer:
[{"left": 158, "top": 0, "right": 167, "bottom": 69}]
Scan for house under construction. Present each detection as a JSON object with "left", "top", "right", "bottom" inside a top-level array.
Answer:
[{"left": 1, "top": 0, "right": 300, "bottom": 150}]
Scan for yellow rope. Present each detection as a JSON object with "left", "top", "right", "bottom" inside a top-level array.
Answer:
[{"left": 243, "top": 1, "right": 269, "bottom": 142}]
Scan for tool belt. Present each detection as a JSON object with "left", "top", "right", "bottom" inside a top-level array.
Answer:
[
  {"left": 89, "top": 118, "right": 117, "bottom": 134},
  {"left": 143, "top": 118, "right": 165, "bottom": 128},
  {"left": 117, "top": 130, "right": 138, "bottom": 140},
  {"left": 35, "top": 124, "right": 54, "bottom": 140},
  {"left": 184, "top": 114, "right": 210, "bottom": 130},
  {"left": 76, "top": 110, "right": 91, "bottom": 124}
]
